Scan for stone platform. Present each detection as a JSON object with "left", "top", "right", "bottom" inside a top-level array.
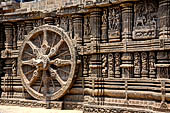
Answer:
[{"left": 0, "top": 105, "right": 83, "bottom": 113}]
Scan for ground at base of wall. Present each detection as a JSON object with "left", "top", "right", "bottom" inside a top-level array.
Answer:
[{"left": 0, "top": 105, "right": 83, "bottom": 113}]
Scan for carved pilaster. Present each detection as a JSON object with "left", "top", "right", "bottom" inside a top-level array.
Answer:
[
  {"left": 4, "top": 23, "right": 13, "bottom": 50},
  {"left": 156, "top": 52, "right": 169, "bottom": 79},
  {"left": 89, "top": 55, "right": 102, "bottom": 78},
  {"left": 13, "top": 25, "right": 17, "bottom": 50},
  {"left": 101, "top": 9, "right": 108, "bottom": 43},
  {"left": 84, "top": 15, "right": 91, "bottom": 45},
  {"left": 114, "top": 53, "right": 121, "bottom": 78},
  {"left": 90, "top": 8, "right": 102, "bottom": 43},
  {"left": 17, "top": 22, "right": 25, "bottom": 41},
  {"left": 108, "top": 53, "right": 114, "bottom": 78},
  {"left": 134, "top": 52, "right": 141, "bottom": 78},
  {"left": 44, "top": 17, "right": 54, "bottom": 25},
  {"left": 121, "top": 3, "right": 134, "bottom": 40},
  {"left": 73, "top": 14, "right": 83, "bottom": 46},
  {"left": 0, "top": 24, "right": 5, "bottom": 49},
  {"left": 25, "top": 21, "right": 33, "bottom": 35},
  {"left": 149, "top": 52, "right": 156, "bottom": 78},
  {"left": 102, "top": 54, "right": 108, "bottom": 78},
  {"left": 83, "top": 56, "right": 90, "bottom": 77},
  {"left": 159, "top": 0, "right": 170, "bottom": 39},
  {"left": 141, "top": 52, "right": 148, "bottom": 78},
  {"left": 69, "top": 17, "right": 73, "bottom": 39}
]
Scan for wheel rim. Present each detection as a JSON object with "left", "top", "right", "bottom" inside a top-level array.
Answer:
[{"left": 18, "top": 25, "right": 76, "bottom": 100}]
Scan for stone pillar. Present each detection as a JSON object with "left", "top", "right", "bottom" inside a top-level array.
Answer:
[
  {"left": 4, "top": 23, "right": 13, "bottom": 50},
  {"left": 121, "top": 53, "right": 133, "bottom": 78},
  {"left": 89, "top": 54, "right": 102, "bottom": 78},
  {"left": 13, "top": 25, "right": 17, "bottom": 50},
  {"left": 73, "top": 14, "right": 83, "bottom": 46},
  {"left": 158, "top": 0, "right": 170, "bottom": 39},
  {"left": 44, "top": 17, "right": 54, "bottom": 25},
  {"left": 0, "top": 24, "right": 5, "bottom": 49},
  {"left": 90, "top": 8, "right": 102, "bottom": 43},
  {"left": 25, "top": 20, "right": 33, "bottom": 35},
  {"left": 121, "top": 3, "right": 134, "bottom": 40}
]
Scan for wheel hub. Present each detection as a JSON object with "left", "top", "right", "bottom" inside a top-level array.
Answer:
[{"left": 34, "top": 55, "right": 50, "bottom": 70}]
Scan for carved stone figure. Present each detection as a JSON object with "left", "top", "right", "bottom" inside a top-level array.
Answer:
[
  {"left": 134, "top": 52, "right": 141, "bottom": 78},
  {"left": 115, "top": 53, "right": 121, "bottom": 78},
  {"left": 84, "top": 16, "right": 91, "bottom": 44},
  {"left": 141, "top": 52, "right": 148, "bottom": 78},
  {"left": 108, "top": 7, "right": 120, "bottom": 42},
  {"left": 149, "top": 52, "right": 156, "bottom": 78},
  {"left": 108, "top": 53, "right": 114, "bottom": 78}
]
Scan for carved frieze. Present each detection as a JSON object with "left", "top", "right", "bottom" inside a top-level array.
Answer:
[{"left": 133, "top": 0, "right": 159, "bottom": 40}]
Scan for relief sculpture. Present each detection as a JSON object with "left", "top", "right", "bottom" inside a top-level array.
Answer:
[{"left": 133, "top": 0, "right": 158, "bottom": 40}]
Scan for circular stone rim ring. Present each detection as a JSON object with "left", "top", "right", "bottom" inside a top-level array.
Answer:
[{"left": 18, "top": 25, "right": 76, "bottom": 100}]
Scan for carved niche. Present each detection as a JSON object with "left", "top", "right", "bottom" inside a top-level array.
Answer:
[
  {"left": 133, "top": 0, "right": 159, "bottom": 40},
  {"left": 60, "top": 17, "right": 69, "bottom": 31},
  {"left": 33, "top": 19, "right": 43, "bottom": 28},
  {"left": 108, "top": 7, "right": 121, "bottom": 42},
  {"left": 101, "top": 9, "right": 108, "bottom": 43},
  {"left": 84, "top": 15, "right": 91, "bottom": 44},
  {"left": 156, "top": 52, "right": 170, "bottom": 79}
]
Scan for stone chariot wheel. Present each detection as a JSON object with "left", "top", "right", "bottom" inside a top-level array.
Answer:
[{"left": 18, "top": 25, "right": 77, "bottom": 100}]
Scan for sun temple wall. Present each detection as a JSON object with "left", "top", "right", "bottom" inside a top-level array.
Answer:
[{"left": 0, "top": 0, "right": 170, "bottom": 113}]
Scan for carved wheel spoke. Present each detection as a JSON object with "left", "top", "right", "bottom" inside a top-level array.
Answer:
[
  {"left": 51, "top": 58, "right": 72, "bottom": 67},
  {"left": 29, "top": 69, "right": 40, "bottom": 86},
  {"left": 21, "top": 58, "right": 35, "bottom": 66},
  {"left": 19, "top": 25, "right": 77, "bottom": 100},
  {"left": 48, "top": 38, "right": 64, "bottom": 57},
  {"left": 49, "top": 67, "right": 66, "bottom": 86},
  {"left": 27, "top": 41, "right": 38, "bottom": 50},
  {"left": 42, "top": 30, "right": 49, "bottom": 47}
]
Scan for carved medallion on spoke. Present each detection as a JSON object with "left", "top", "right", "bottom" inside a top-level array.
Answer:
[{"left": 18, "top": 25, "right": 77, "bottom": 100}]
